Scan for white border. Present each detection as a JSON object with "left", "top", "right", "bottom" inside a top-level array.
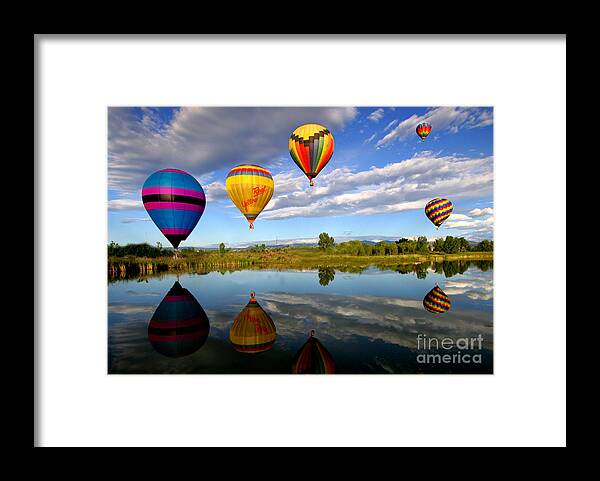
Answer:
[{"left": 36, "top": 35, "right": 566, "bottom": 447}]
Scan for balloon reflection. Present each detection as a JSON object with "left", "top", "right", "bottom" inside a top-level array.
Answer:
[
  {"left": 229, "top": 291, "right": 277, "bottom": 353},
  {"left": 147, "top": 281, "right": 210, "bottom": 358},
  {"left": 292, "top": 330, "right": 336, "bottom": 374},
  {"left": 423, "top": 285, "right": 451, "bottom": 314}
]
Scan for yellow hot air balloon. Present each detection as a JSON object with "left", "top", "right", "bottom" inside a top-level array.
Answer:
[
  {"left": 225, "top": 164, "right": 274, "bottom": 229},
  {"left": 289, "top": 123, "right": 334, "bottom": 186},
  {"left": 229, "top": 291, "right": 277, "bottom": 353}
]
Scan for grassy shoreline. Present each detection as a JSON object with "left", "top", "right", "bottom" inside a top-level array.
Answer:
[{"left": 108, "top": 247, "right": 493, "bottom": 280}]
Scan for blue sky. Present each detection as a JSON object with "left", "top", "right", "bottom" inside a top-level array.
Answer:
[{"left": 108, "top": 107, "right": 493, "bottom": 248}]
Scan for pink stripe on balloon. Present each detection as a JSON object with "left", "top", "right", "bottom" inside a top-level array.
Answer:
[
  {"left": 144, "top": 202, "right": 204, "bottom": 212},
  {"left": 159, "top": 168, "right": 187, "bottom": 173},
  {"left": 142, "top": 187, "right": 205, "bottom": 199},
  {"left": 161, "top": 228, "right": 192, "bottom": 235}
]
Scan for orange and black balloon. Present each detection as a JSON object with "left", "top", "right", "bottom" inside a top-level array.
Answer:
[
  {"left": 147, "top": 281, "right": 210, "bottom": 357},
  {"left": 292, "top": 330, "right": 335, "bottom": 374},
  {"left": 416, "top": 122, "right": 432, "bottom": 141}
]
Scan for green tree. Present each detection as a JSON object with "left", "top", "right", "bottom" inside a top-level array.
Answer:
[
  {"left": 219, "top": 242, "right": 226, "bottom": 254},
  {"left": 456, "top": 237, "right": 470, "bottom": 252},
  {"left": 416, "top": 236, "right": 429, "bottom": 253},
  {"left": 318, "top": 232, "right": 335, "bottom": 250},
  {"left": 443, "top": 236, "right": 459, "bottom": 253},
  {"left": 433, "top": 238, "right": 445, "bottom": 252},
  {"left": 475, "top": 239, "right": 493, "bottom": 252}
]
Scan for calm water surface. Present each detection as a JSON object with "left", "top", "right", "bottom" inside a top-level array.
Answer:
[{"left": 108, "top": 263, "right": 493, "bottom": 374}]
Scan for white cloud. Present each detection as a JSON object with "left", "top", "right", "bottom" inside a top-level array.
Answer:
[
  {"left": 121, "top": 217, "right": 151, "bottom": 224},
  {"left": 363, "top": 133, "right": 377, "bottom": 144},
  {"left": 108, "top": 199, "right": 143, "bottom": 211},
  {"left": 376, "top": 107, "right": 492, "bottom": 147},
  {"left": 253, "top": 153, "right": 493, "bottom": 222},
  {"left": 108, "top": 107, "right": 358, "bottom": 195},
  {"left": 367, "top": 108, "right": 385, "bottom": 122},
  {"left": 384, "top": 119, "right": 399, "bottom": 131},
  {"left": 444, "top": 207, "right": 494, "bottom": 240},
  {"left": 469, "top": 207, "right": 493, "bottom": 217}
]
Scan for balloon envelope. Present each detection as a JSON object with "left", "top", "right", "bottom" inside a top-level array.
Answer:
[
  {"left": 416, "top": 122, "right": 432, "bottom": 141},
  {"left": 147, "top": 281, "right": 210, "bottom": 357},
  {"left": 142, "top": 169, "right": 206, "bottom": 248},
  {"left": 225, "top": 165, "right": 274, "bottom": 229},
  {"left": 425, "top": 198, "right": 453, "bottom": 228},
  {"left": 229, "top": 292, "right": 277, "bottom": 353},
  {"left": 423, "top": 285, "right": 451, "bottom": 314},
  {"left": 289, "top": 123, "right": 334, "bottom": 186},
  {"left": 292, "top": 331, "right": 335, "bottom": 374}
]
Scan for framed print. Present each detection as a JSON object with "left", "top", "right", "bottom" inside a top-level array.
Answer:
[{"left": 35, "top": 34, "right": 566, "bottom": 447}]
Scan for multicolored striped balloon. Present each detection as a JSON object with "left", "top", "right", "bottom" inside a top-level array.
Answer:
[
  {"left": 423, "top": 285, "right": 451, "bottom": 314},
  {"left": 425, "top": 198, "right": 453, "bottom": 228},
  {"left": 229, "top": 292, "right": 277, "bottom": 353},
  {"left": 416, "top": 122, "right": 432, "bottom": 141},
  {"left": 289, "top": 123, "right": 334, "bottom": 186},
  {"left": 142, "top": 169, "right": 206, "bottom": 248},
  {"left": 292, "top": 330, "right": 336, "bottom": 374},
  {"left": 147, "top": 281, "right": 210, "bottom": 358},
  {"left": 225, "top": 164, "right": 274, "bottom": 229}
]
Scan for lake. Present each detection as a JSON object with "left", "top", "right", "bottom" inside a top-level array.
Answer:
[{"left": 108, "top": 261, "right": 493, "bottom": 374}]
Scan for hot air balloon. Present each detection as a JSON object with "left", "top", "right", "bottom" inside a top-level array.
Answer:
[
  {"left": 289, "top": 123, "right": 334, "bottom": 186},
  {"left": 423, "top": 285, "right": 451, "bottom": 314},
  {"left": 229, "top": 291, "right": 277, "bottom": 353},
  {"left": 147, "top": 281, "right": 210, "bottom": 358},
  {"left": 416, "top": 122, "right": 432, "bottom": 141},
  {"left": 142, "top": 169, "right": 206, "bottom": 250},
  {"left": 225, "top": 164, "right": 274, "bottom": 229},
  {"left": 425, "top": 198, "right": 453, "bottom": 229},
  {"left": 291, "top": 330, "right": 335, "bottom": 374}
]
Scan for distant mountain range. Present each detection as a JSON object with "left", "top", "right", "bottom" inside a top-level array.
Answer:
[{"left": 181, "top": 235, "right": 468, "bottom": 250}]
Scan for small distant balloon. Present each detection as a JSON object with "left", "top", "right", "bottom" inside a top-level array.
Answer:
[
  {"left": 423, "top": 285, "right": 451, "bottom": 314},
  {"left": 291, "top": 330, "right": 335, "bottom": 374},
  {"left": 229, "top": 291, "right": 277, "bottom": 353},
  {"left": 147, "top": 281, "right": 210, "bottom": 357},
  {"left": 416, "top": 122, "right": 432, "bottom": 141},
  {"left": 226, "top": 164, "right": 274, "bottom": 229},
  {"left": 142, "top": 169, "right": 206, "bottom": 248},
  {"left": 425, "top": 198, "right": 453, "bottom": 229},
  {"left": 289, "top": 123, "right": 334, "bottom": 186}
]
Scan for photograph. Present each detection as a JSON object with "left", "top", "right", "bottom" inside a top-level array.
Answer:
[
  {"left": 108, "top": 106, "right": 494, "bottom": 374},
  {"left": 36, "top": 34, "right": 565, "bottom": 447}
]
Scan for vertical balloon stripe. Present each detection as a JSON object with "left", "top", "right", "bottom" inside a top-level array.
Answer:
[
  {"left": 292, "top": 332, "right": 335, "bottom": 374},
  {"left": 289, "top": 124, "right": 334, "bottom": 184}
]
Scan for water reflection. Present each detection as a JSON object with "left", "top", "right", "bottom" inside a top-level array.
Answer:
[
  {"left": 292, "top": 330, "right": 336, "bottom": 374},
  {"left": 108, "top": 264, "right": 493, "bottom": 374},
  {"left": 229, "top": 291, "right": 277, "bottom": 353},
  {"left": 318, "top": 267, "right": 335, "bottom": 286},
  {"left": 423, "top": 285, "right": 451, "bottom": 314},
  {"left": 147, "top": 281, "right": 210, "bottom": 358}
]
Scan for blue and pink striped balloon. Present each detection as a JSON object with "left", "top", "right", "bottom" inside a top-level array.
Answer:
[{"left": 142, "top": 169, "right": 206, "bottom": 249}]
